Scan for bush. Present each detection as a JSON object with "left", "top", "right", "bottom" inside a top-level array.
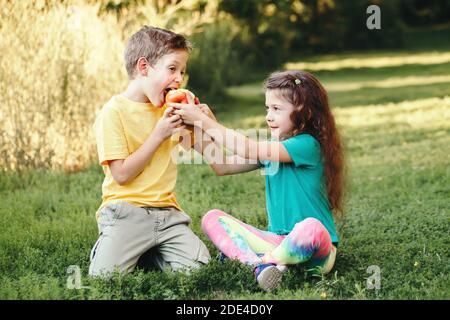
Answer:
[
  {"left": 0, "top": 2, "right": 126, "bottom": 172},
  {"left": 187, "top": 20, "right": 246, "bottom": 108},
  {"left": 400, "top": 0, "right": 450, "bottom": 26}
]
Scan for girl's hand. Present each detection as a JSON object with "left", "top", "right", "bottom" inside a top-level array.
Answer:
[
  {"left": 197, "top": 103, "right": 217, "bottom": 121},
  {"left": 168, "top": 93, "right": 216, "bottom": 126},
  {"left": 168, "top": 102, "right": 205, "bottom": 126},
  {"left": 153, "top": 107, "right": 186, "bottom": 141}
]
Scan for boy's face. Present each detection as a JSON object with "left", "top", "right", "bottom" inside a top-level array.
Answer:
[
  {"left": 141, "top": 49, "right": 189, "bottom": 107},
  {"left": 265, "top": 89, "right": 295, "bottom": 140}
]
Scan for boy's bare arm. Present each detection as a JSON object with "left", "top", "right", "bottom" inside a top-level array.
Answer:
[{"left": 109, "top": 107, "right": 184, "bottom": 185}]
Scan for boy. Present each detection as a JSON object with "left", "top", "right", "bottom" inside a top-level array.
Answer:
[{"left": 89, "top": 26, "right": 211, "bottom": 277}]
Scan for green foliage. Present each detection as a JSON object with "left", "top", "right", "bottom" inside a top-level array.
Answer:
[
  {"left": 220, "top": 0, "right": 406, "bottom": 61},
  {"left": 187, "top": 21, "right": 246, "bottom": 106},
  {"left": 328, "top": 0, "right": 405, "bottom": 51},
  {"left": 219, "top": 0, "right": 296, "bottom": 69},
  {"left": 400, "top": 0, "right": 450, "bottom": 26}
]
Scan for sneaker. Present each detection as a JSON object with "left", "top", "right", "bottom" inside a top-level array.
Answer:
[
  {"left": 254, "top": 263, "right": 283, "bottom": 292},
  {"left": 255, "top": 253, "right": 288, "bottom": 272},
  {"left": 217, "top": 252, "right": 228, "bottom": 263},
  {"left": 276, "top": 265, "right": 288, "bottom": 272},
  {"left": 256, "top": 253, "right": 288, "bottom": 272}
]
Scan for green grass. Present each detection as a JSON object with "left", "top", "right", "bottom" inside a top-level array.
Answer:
[{"left": 1, "top": 27, "right": 449, "bottom": 300}]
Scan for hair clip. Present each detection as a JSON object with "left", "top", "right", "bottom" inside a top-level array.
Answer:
[{"left": 294, "top": 78, "right": 302, "bottom": 85}]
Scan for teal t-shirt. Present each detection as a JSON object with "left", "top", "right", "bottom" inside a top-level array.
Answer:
[{"left": 261, "top": 134, "right": 339, "bottom": 244}]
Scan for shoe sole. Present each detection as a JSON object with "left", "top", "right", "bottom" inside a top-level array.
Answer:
[{"left": 257, "top": 266, "right": 283, "bottom": 292}]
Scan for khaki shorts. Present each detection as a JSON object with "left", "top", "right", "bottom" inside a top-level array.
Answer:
[{"left": 88, "top": 201, "right": 211, "bottom": 277}]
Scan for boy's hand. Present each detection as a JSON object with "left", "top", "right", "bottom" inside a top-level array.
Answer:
[{"left": 153, "top": 107, "right": 186, "bottom": 141}]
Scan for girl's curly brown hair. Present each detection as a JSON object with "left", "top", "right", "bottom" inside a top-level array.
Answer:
[{"left": 264, "top": 70, "right": 346, "bottom": 219}]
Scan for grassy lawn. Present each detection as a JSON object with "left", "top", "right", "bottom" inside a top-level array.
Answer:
[{"left": 1, "top": 27, "right": 449, "bottom": 300}]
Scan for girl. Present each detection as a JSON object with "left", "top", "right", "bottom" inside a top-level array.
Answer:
[{"left": 169, "top": 70, "right": 345, "bottom": 292}]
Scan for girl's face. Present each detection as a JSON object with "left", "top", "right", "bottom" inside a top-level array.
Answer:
[{"left": 265, "top": 89, "right": 295, "bottom": 140}]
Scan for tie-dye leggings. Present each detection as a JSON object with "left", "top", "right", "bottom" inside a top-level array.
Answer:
[{"left": 201, "top": 209, "right": 337, "bottom": 274}]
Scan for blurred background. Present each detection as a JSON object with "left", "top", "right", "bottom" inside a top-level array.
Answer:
[{"left": 1, "top": 0, "right": 449, "bottom": 172}]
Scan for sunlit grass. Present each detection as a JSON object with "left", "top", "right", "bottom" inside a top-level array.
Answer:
[
  {"left": 285, "top": 51, "right": 450, "bottom": 71},
  {"left": 325, "top": 75, "right": 450, "bottom": 92},
  {"left": 216, "top": 96, "right": 450, "bottom": 133},
  {"left": 335, "top": 96, "right": 450, "bottom": 130},
  {"left": 227, "top": 74, "right": 450, "bottom": 97},
  {"left": 226, "top": 83, "right": 265, "bottom": 98}
]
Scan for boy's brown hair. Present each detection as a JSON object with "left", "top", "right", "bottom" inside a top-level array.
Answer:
[{"left": 124, "top": 26, "right": 192, "bottom": 79}]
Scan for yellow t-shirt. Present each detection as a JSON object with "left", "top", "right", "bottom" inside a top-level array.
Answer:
[{"left": 93, "top": 95, "right": 191, "bottom": 216}]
